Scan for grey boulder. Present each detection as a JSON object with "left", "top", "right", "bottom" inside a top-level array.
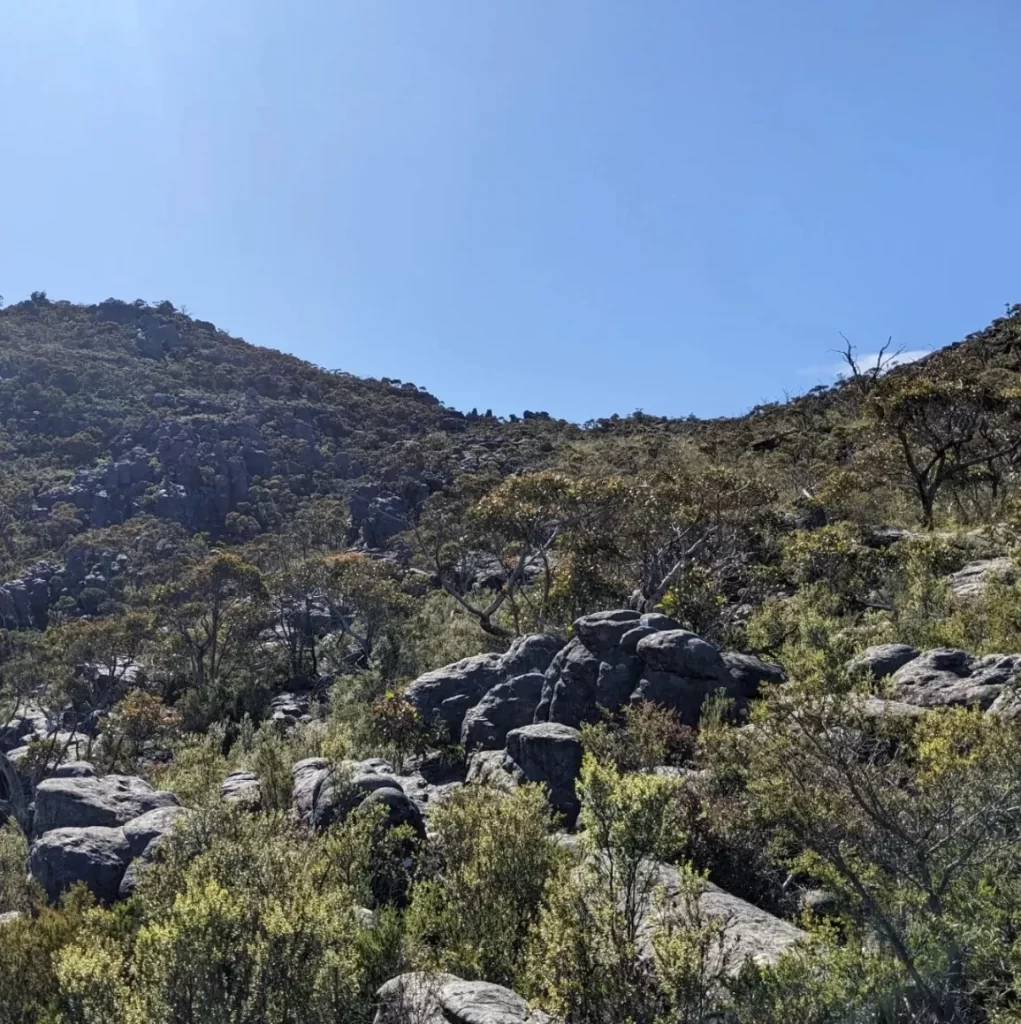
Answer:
[
  {"left": 848, "top": 644, "right": 920, "bottom": 680},
  {"left": 405, "top": 653, "right": 506, "bottom": 738},
  {"left": 406, "top": 634, "right": 565, "bottom": 740},
  {"left": 948, "top": 557, "right": 1016, "bottom": 600},
  {"left": 221, "top": 771, "right": 262, "bottom": 808},
  {"left": 572, "top": 609, "right": 642, "bottom": 653},
  {"left": 374, "top": 972, "right": 551, "bottom": 1024},
  {"left": 721, "top": 652, "right": 786, "bottom": 698},
  {"left": 0, "top": 751, "right": 26, "bottom": 826},
  {"left": 635, "top": 630, "right": 731, "bottom": 681},
  {"left": 122, "top": 805, "right": 188, "bottom": 858},
  {"left": 892, "top": 649, "right": 1021, "bottom": 710},
  {"left": 651, "top": 863, "right": 805, "bottom": 972},
  {"left": 33, "top": 774, "right": 180, "bottom": 835},
  {"left": 29, "top": 826, "right": 131, "bottom": 904},
  {"left": 461, "top": 671, "right": 546, "bottom": 750},
  {"left": 504, "top": 723, "right": 584, "bottom": 825}
]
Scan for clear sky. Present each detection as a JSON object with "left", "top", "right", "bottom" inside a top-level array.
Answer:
[{"left": 1, "top": 1, "right": 1019, "bottom": 422}]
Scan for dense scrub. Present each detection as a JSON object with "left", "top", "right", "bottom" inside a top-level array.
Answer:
[{"left": 2, "top": 295, "right": 1021, "bottom": 1021}]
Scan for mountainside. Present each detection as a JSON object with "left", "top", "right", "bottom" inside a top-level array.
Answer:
[
  {"left": 3, "top": 295, "right": 1021, "bottom": 1022},
  {"left": 0, "top": 294, "right": 581, "bottom": 595}
]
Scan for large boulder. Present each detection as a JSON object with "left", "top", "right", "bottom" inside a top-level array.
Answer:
[
  {"left": 948, "top": 557, "right": 1016, "bottom": 600},
  {"left": 0, "top": 751, "right": 26, "bottom": 827},
  {"left": 406, "top": 635, "right": 565, "bottom": 740},
  {"left": 504, "top": 723, "right": 584, "bottom": 825},
  {"left": 572, "top": 609, "right": 642, "bottom": 653},
  {"left": 121, "top": 805, "right": 187, "bottom": 859},
  {"left": 651, "top": 863, "right": 805, "bottom": 971},
  {"left": 537, "top": 639, "right": 608, "bottom": 728},
  {"left": 891, "top": 649, "right": 1021, "bottom": 710},
  {"left": 461, "top": 671, "right": 546, "bottom": 750},
  {"left": 374, "top": 973, "right": 551, "bottom": 1024},
  {"left": 33, "top": 774, "right": 180, "bottom": 835},
  {"left": 0, "top": 704, "right": 49, "bottom": 753},
  {"left": 630, "top": 671, "right": 729, "bottom": 726},
  {"left": 292, "top": 757, "right": 331, "bottom": 821},
  {"left": 535, "top": 613, "right": 767, "bottom": 730},
  {"left": 221, "top": 771, "right": 262, "bottom": 808},
  {"left": 848, "top": 644, "right": 920, "bottom": 680},
  {"left": 359, "top": 787, "right": 426, "bottom": 838},
  {"left": 405, "top": 654, "right": 507, "bottom": 738},
  {"left": 635, "top": 630, "right": 731, "bottom": 681},
  {"left": 720, "top": 652, "right": 786, "bottom": 698},
  {"left": 28, "top": 826, "right": 131, "bottom": 904}
]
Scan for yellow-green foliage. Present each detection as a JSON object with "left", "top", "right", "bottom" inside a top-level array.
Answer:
[
  {"left": 0, "top": 819, "right": 36, "bottom": 914},
  {"left": 524, "top": 756, "right": 687, "bottom": 1023},
  {"left": 405, "top": 784, "right": 562, "bottom": 989},
  {"left": 41, "top": 807, "right": 402, "bottom": 1024}
]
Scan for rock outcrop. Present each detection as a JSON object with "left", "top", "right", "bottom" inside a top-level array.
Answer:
[
  {"left": 535, "top": 611, "right": 783, "bottom": 729},
  {"left": 652, "top": 863, "right": 805, "bottom": 970},
  {"left": 29, "top": 826, "right": 132, "bottom": 904},
  {"left": 406, "top": 634, "right": 565, "bottom": 743},
  {"left": 406, "top": 615, "right": 782, "bottom": 754},
  {"left": 33, "top": 774, "right": 179, "bottom": 835},
  {"left": 221, "top": 771, "right": 262, "bottom": 808},
  {"left": 503, "top": 723, "right": 584, "bottom": 824},
  {"left": 374, "top": 973, "right": 551, "bottom": 1024},
  {"left": 948, "top": 557, "right": 1016, "bottom": 599},
  {"left": 26, "top": 771, "right": 186, "bottom": 904},
  {"left": 0, "top": 751, "right": 26, "bottom": 827},
  {"left": 850, "top": 645, "right": 1021, "bottom": 712},
  {"left": 292, "top": 757, "right": 427, "bottom": 837}
]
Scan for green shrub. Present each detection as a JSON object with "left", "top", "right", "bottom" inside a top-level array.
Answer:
[{"left": 405, "top": 784, "right": 562, "bottom": 988}]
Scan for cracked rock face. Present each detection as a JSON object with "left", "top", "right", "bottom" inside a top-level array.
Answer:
[
  {"left": 32, "top": 774, "right": 180, "bottom": 835},
  {"left": 374, "top": 973, "right": 552, "bottom": 1024},
  {"left": 535, "top": 613, "right": 783, "bottom": 731},
  {"left": 405, "top": 634, "right": 566, "bottom": 742},
  {"left": 27, "top": 794, "right": 187, "bottom": 905}
]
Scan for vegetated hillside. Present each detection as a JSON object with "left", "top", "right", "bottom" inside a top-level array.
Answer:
[
  {"left": 3, "top": 296, "right": 1021, "bottom": 1022},
  {"left": 0, "top": 293, "right": 576, "bottom": 557}
]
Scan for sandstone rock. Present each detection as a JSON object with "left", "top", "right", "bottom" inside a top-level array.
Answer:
[
  {"left": 358, "top": 786, "right": 426, "bottom": 838},
  {"left": 122, "top": 805, "right": 187, "bottom": 858},
  {"left": 499, "top": 633, "right": 567, "bottom": 677},
  {"left": 538, "top": 639, "right": 606, "bottom": 728},
  {"left": 291, "top": 757, "right": 331, "bottom": 821},
  {"left": 374, "top": 972, "right": 551, "bottom": 1024},
  {"left": 635, "top": 630, "right": 731, "bottom": 681},
  {"left": 221, "top": 771, "right": 262, "bottom": 808},
  {"left": 0, "top": 751, "right": 25, "bottom": 826},
  {"left": 29, "top": 826, "right": 131, "bottom": 904},
  {"left": 949, "top": 557, "right": 1016, "bottom": 599},
  {"left": 461, "top": 671, "right": 546, "bottom": 750},
  {"left": 407, "top": 635, "right": 565, "bottom": 740},
  {"left": 406, "top": 654, "right": 506, "bottom": 738},
  {"left": 572, "top": 609, "right": 641, "bottom": 652},
  {"left": 891, "top": 649, "right": 1021, "bottom": 710},
  {"left": 505, "top": 723, "right": 584, "bottom": 825},
  {"left": 652, "top": 863, "right": 805, "bottom": 971},
  {"left": 720, "top": 652, "right": 786, "bottom": 698},
  {"left": 33, "top": 774, "right": 180, "bottom": 835},
  {"left": 848, "top": 644, "right": 920, "bottom": 680}
]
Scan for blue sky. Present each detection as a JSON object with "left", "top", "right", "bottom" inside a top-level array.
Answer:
[{"left": 1, "top": 1, "right": 1019, "bottom": 422}]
